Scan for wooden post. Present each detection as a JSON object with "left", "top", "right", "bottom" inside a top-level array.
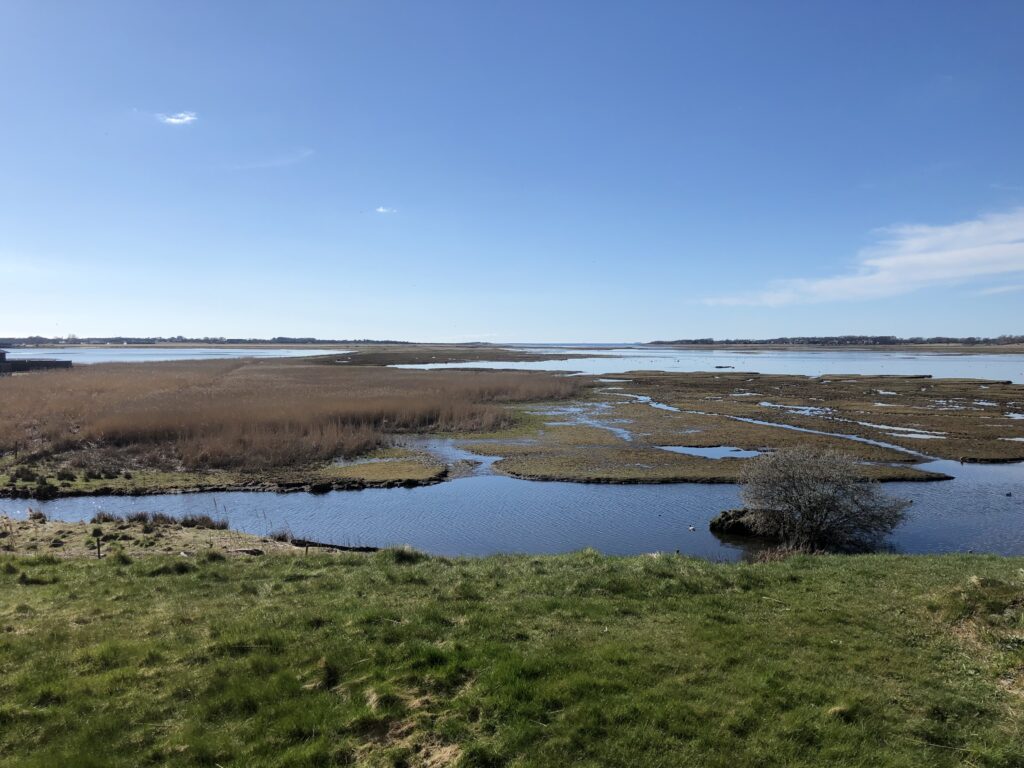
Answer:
[{"left": 96, "top": 537, "right": 101, "bottom": 560}]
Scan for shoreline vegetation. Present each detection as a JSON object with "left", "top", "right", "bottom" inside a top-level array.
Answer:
[
  {"left": 0, "top": 528, "right": 1021, "bottom": 765},
  {"left": 0, "top": 348, "right": 1021, "bottom": 499}
]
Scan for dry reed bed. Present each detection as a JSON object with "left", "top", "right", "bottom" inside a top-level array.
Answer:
[{"left": 0, "top": 361, "right": 580, "bottom": 470}]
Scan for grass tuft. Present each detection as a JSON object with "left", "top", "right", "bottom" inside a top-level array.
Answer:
[
  {"left": 148, "top": 560, "right": 196, "bottom": 576},
  {"left": 179, "top": 514, "right": 228, "bottom": 530},
  {"left": 380, "top": 546, "right": 429, "bottom": 565}
]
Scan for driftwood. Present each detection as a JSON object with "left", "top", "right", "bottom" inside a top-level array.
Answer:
[{"left": 289, "top": 538, "right": 379, "bottom": 553}]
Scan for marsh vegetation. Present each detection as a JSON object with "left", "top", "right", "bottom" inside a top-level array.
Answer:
[
  {"left": 476, "top": 371, "right": 1024, "bottom": 485},
  {"left": 0, "top": 360, "right": 579, "bottom": 489},
  {"left": 2, "top": 354, "right": 1022, "bottom": 498}
]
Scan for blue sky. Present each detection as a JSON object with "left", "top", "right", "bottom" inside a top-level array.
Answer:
[{"left": 2, "top": 1, "right": 1023, "bottom": 342}]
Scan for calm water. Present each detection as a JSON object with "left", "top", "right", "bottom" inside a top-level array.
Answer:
[
  {"left": 8, "top": 345, "right": 1023, "bottom": 381},
  {"left": 397, "top": 346, "right": 1024, "bottom": 383},
  {"left": 6, "top": 458, "right": 1021, "bottom": 560},
  {"left": 4, "top": 343, "right": 1022, "bottom": 558},
  {"left": 3, "top": 347, "right": 341, "bottom": 364}
]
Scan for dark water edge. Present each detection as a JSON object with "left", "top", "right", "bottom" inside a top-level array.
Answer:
[{"left": 4, "top": 458, "right": 1021, "bottom": 561}]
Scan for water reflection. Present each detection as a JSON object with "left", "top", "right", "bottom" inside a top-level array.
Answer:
[
  {"left": 659, "top": 446, "right": 763, "bottom": 459},
  {"left": 6, "top": 457, "right": 1021, "bottom": 560}
]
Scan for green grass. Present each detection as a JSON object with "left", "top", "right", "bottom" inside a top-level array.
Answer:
[{"left": 1, "top": 551, "right": 1021, "bottom": 766}]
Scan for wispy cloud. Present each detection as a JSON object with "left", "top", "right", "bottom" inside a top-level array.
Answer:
[
  {"left": 705, "top": 208, "right": 1024, "bottom": 306},
  {"left": 156, "top": 111, "right": 198, "bottom": 125},
  {"left": 975, "top": 283, "right": 1024, "bottom": 296},
  {"left": 375, "top": 206, "right": 397, "bottom": 214},
  {"left": 231, "top": 148, "right": 314, "bottom": 170}
]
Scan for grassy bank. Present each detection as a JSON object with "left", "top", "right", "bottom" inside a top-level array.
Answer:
[
  {"left": 0, "top": 446, "right": 449, "bottom": 499},
  {"left": 0, "top": 515, "right": 300, "bottom": 559},
  {"left": 1, "top": 548, "right": 1021, "bottom": 766}
]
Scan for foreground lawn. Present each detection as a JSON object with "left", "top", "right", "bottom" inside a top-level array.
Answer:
[{"left": 1, "top": 551, "right": 1021, "bottom": 767}]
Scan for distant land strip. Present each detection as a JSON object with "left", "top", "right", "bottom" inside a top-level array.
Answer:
[
  {"left": 648, "top": 335, "right": 1024, "bottom": 346},
  {"left": 0, "top": 336, "right": 411, "bottom": 346}
]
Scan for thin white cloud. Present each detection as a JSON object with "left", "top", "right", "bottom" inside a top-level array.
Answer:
[
  {"left": 375, "top": 206, "right": 397, "bottom": 214},
  {"left": 705, "top": 208, "right": 1024, "bottom": 306},
  {"left": 975, "top": 283, "right": 1024, "bottom": 296},
  {"left": 156, "top": 111, "right": 198, "bottom": 125},
  {"left": 231, "top": 148, "right": 314, "bottom": 170}
]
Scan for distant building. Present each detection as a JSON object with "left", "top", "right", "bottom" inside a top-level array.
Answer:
[{"left": 0, "top": 349, "right": 73, "bottom": 374}]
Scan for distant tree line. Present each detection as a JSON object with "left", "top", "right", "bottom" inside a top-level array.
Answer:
[
  {"left": 0, "top": 336, "right": 411, "bottom": 346},
  {"left": 649, "top": 335, "right": 1024, "bottom": 346}
]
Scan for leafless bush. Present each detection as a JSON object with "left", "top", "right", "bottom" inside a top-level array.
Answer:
[{"left": 740, "top": 446, "right": 910, "bottom": 551}]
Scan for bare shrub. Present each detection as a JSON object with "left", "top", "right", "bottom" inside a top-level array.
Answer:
[{"left": 740, "top": 446, "right": 910, "bottom": 552}]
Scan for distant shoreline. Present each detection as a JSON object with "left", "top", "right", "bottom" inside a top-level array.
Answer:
[
  {"left": 4, "top": 340, "right": 1024, "bottom": 357},
  {"left": 642, "top": 342, "right": 1024, "bottom": 355}
]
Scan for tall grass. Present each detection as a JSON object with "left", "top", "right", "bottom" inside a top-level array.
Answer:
[{"left": 0, "top": 360, "right": 578, "bottom": 469}]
